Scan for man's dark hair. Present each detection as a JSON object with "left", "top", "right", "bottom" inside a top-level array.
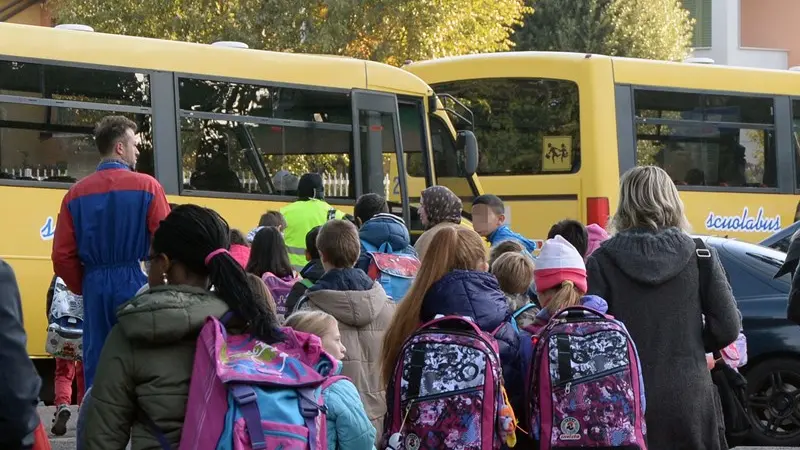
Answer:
[
  {"left": 297, "top": 173, "right": 325, "bottom": 200},
  {"left": 472, "top": 194, "right": 505, "bottom": 215},
  {"left": 246, "top": 227, "right": 294, "bottom": 279},
  {"left": 305, "top": 226, "right": 322, "bottom": 260},
  {"left": 354, "top": 193, "right": 389, "bottom": 224},
  {"left": 94, "top": 115, "right": 137, "bottom": 156},
  {"left": 258, "top": 211, "right": 287, "bottom": 229},
  {"left": 548, "top": 219, "right": 589, "bottom": 257},
  {"left": 229, "top": 229, "right": 249, "bottom": 247},
  {"left": 316, "top": 220, "right": 360, "bottom": 268},
  {"left": 152, "top": 204, "right": 282, "bottom": 344}
]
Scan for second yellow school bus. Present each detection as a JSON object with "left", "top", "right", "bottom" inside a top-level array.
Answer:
[{"left": 406, "top": 52, "right": 800, "bottom": 245}]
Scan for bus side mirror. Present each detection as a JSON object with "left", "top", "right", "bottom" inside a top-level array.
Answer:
[{"left": 457, "top": 130, "right": 479, "bottom": 176}]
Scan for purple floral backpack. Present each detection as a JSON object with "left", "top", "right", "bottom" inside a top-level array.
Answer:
[
  {"left": 262, "top": 272, "right": 300, "bottom": 319},
  {"left": 383, "top": 315, "right": 516, "bottom": 450},
  {"left": 530, "top": 306, "right": 647, "bottom": 449}
]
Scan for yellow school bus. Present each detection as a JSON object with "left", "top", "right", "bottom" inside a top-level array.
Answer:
[
  {"left": 406, "top": 52, "right": 800, "bottom": 246},
  {"left": 0, "top": 23, "right": 478, "bottom": 401}
]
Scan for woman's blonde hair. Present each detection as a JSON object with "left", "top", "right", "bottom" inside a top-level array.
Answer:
[
  {"left": 610, "top": 165, "right": 691, "bottom": 233},
  {"left": 541, "top": 280, "right": 584, "bottom": 314},
  {"left": 380, "top": 226, "right": 487, "bottom": 385},
  {"left": 284, "top": 310, "right": 338, "bottom": 339}
]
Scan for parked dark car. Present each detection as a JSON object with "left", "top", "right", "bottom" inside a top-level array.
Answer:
[
  {"left": 759, "top": 220, "right": 800, "bottom": 253},
  {"left": 700, "top": 235, "right": 800, "bottom": 447}
]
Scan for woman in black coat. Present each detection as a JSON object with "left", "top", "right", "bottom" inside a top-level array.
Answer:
[{"left": 586, "top": 166, "right": 741, "bottom": 450}]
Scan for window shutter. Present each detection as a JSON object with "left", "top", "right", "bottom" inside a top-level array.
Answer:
[{"left": 682, "top": 0, "right": 712, "bottom": 48}]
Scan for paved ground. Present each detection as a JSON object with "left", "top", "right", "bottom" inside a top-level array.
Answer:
[
  {"left": 39, "top": 405, "right": 78, "bottom": 450},
  {"left": 36, "top": 405, "right": 796, "bottom": 450}
]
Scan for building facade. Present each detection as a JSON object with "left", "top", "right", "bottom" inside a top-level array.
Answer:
[{"left": 686, "top": 0, "right": 798, "bottom": 70}]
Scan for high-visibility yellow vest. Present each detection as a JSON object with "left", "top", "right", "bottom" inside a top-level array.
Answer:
[{"left": 281, "top": 199, "right": 345, "bottom": 269}]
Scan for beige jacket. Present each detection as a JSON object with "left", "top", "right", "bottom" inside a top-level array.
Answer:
[
  {"left": 414, "top": 222, "right": 460, "bottom": 261},
  {"left": 303, "top": 282, "right": 396, "bottom": 433}
]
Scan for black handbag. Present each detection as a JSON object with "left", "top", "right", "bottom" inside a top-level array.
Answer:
[{"left": 694, "top": 238, "right": 752, "bottom": 446}]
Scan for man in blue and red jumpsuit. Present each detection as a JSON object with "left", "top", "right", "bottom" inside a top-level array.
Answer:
[{"left": 52, "top": 115, "right": 170, "bottom": 389}]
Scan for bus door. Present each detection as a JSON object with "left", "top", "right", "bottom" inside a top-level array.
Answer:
[{"left": 351, "top": 89, "right": 410, "bottom": 226}]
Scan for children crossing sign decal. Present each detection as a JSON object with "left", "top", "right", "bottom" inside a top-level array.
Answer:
[{"left": 543, "top": 136, "right": 572, "bottom": 172}]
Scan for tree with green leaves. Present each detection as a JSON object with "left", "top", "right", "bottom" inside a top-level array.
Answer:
[
  {"left": 49, "top": 0, "right": 529, "bottom": 183},
  {"left": 49, "top": 0, "right": 529, "bottom": 66},
  {"left": 513, "top": 0, "right": 693, "bottom": 61}
]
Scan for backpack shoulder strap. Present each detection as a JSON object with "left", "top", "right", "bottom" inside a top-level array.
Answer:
[
  {"left": 299, "top": 278, "right": 314, "bottom": 289},
  {"left": 508, "top": 303, "right": 537, "bottom": 333},
  {"left": 138, "top": 408, "right": 171, "bottom": 450},
  {"left": 693, "top": 238, "right": 713, "bottom": 304},
  {"left": 294, "top": 295, "right": 309, "bottom": 314},
  {"left": 694, "top": 238, "right": 719, "bottom": 358}
]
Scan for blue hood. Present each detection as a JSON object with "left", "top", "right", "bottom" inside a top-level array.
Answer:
[
  {"left": 420, "top": 270, "right": 509, "bottom": 329},
  {"left": 308, "top": 268, "right": 374, "bottom": 293},
  {"left": 359, "top": 213, "right": 415, "bottom": 255}
]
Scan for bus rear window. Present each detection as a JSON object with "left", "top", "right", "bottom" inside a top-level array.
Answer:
[{"left": 431, "top": 78, "right": 580, "bottom": 176}]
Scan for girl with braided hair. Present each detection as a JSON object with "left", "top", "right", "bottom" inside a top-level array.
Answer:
[{"left": 80, "top": 204, "right": 282, "bottom": 450}]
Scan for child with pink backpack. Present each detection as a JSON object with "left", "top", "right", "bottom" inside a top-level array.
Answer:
[
  {"left": 246, "top": 226, "right": 300, "bottom": 322},
  {"left": 527, "top": 235, "right": 647, "bottom": 449}
]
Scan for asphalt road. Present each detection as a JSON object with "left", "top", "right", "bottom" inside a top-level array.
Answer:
[{"left": 37, "top": 405, "right": 796, "bottom": 450}]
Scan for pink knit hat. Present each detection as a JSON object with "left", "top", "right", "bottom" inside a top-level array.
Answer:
[
  {"left": 585, "top": 223, "right": 610, "bottom": 259},
  {"left": 534, "top": 235, "right": 588, "bottom": 293}
]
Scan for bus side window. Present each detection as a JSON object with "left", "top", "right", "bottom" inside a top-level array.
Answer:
[
  {"left": 0, "top": 59, "right": 154, "bottom": 184},
  {"left": 634, "top": 89, "right": 776, "bottom": 189}
]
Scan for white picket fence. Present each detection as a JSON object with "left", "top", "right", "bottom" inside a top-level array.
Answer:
[
  {"left": 2, "top": 167, "right": 68, "bottom": 180},
  {"left": 181, "top": 169, "right": 392, "bottom": 197},
  {"left": 4, "top": 166, "right": 393, "bottom": 198}
]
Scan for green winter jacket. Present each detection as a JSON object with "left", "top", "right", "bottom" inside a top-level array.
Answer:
[{"left": 81, "top": 285, "right": 228, "bottom": 450}]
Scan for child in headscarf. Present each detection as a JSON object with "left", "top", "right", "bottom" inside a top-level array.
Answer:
[{"left": 414, "top": 185, "right": 463, "bottom": 260}]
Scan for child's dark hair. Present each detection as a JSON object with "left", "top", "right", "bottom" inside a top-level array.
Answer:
[
  {"left": 246, "top": 227, "right": 294, "bottom": 278},
  {"left": 548, "top": 219, "right": 589, "bottom": 257},
  {"left": 152, "top": 204, "right": 282, "bottom": 344},
  {"left": 306, "top": 226, "right": 322, "bottom": 260},
  {"left": 354, "top": 193, "right": 389, "bottom": 224},
  {"left": 472, "top": 194, "right": 505, "bottom": 215},
  {"left": 258, "top": 211, "right": 287, "bottom": 230},
  {"left": 229, "top": 229, "right": 249, "bottom": 247},
  {"left": 489, "top": 239, "right": 525, "bottom": 268}
]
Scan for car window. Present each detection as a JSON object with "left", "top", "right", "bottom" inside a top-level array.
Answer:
[
  {"left": 719, "top": 238, "right": 789, "bottom": 295},
  {"left": 771, "top": 236, "right": 792, "bottom": 253}
]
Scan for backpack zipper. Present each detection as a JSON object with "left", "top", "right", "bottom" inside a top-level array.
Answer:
[
  {"left": 401, "top": 386, "right": 482, "bottom": 404},
  {"left": 554, "top": 364, "right": 630, "bottom": 389}
]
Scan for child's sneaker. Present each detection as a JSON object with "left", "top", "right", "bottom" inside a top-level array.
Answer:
[{"left": 51, "top": 404, "right": 71, "bottom": 436}]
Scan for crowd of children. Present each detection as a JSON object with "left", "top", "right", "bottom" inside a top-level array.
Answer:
[{"left": 48, "top": 167, "right": 748, "bottom": 450}]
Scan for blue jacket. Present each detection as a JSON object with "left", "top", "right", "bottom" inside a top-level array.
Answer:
[
  {"left": 419, "top": 270, "right": 529, "bottom": 423},
  {"left": 356, "top": 213, "right": 417, "bottom": 272},
  {"left": 321, "top": 360, "right": 377, "bottom": 449},
  {"left": 488, "top": 225, "right": 538, "bottom": 253}
]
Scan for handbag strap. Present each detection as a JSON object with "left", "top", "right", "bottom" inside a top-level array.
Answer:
[{"left": 693, "top": 238, "right": 722, "bottom": 360}]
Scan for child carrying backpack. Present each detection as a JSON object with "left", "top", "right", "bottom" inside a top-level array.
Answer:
[
  {"left": 174, "top": 315, "right": 358, "bottom": 450},
  {"left": 355, "top": 211, "right": 420, "bottom": 301},
  {"left": 380, "top": 226, "right": 528, "bottom": 449},
  {"left": 528, "top": 236, "right": 647, "bottom": 449}
]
